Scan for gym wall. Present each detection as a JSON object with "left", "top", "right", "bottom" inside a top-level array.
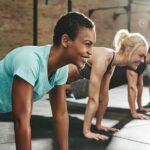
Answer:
[{"left": 0, "top": 0, "right": 150, "bottom": 77}]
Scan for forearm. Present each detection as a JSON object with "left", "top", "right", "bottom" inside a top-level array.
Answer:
[
  {"left": 53, "top": 111, "right": 69, "bottom": 150},
  {"left": 96, "top": 95, "right": 109, "bottom": 127},
  {"left": 49, "top": 85, "right": 69, "bottom": 150},
  {"left": 95, "top": 71, "right": 113, "bottom": 127},
  {"left": 14, "top": 117, "right": 31, "bottom": 150},
  {"left": 128, "top": 86, "right": 137, "bottom": 115},
  {"left": 83, "top": 97, "right": 98, "bottom": 134},
  {"left": 137, "top": 84, "right": 143, "bottom": 109}
]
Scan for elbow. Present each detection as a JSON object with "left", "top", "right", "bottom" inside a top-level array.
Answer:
[
  {"left": 12, "top": 109, "right": 31, "bottom": 127},
  {"left": 53, "top": 109, "right": 68, "bottom": 123},
  {"left": 128, "top": 84, "right": 136, "bottom": 93},
  {"left": 99, "top": 93, "right": 108, "bottom": 101},
  {"left": 58, "top": 109, "right": 68, "bottom": 118},
  {"left": 88, "top": 96, "right": 99, "bottom": 108}
]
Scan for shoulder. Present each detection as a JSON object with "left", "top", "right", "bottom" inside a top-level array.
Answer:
[
  {"left": 91, "top": 47, "right": 114, "bottom": 64},
  {"left": 92, "top": 47, "right": 114, "bottom": 57},
  {"left": 57, "top": 65, "right": 68, "bottom": 74},
  {"left": 56, "top": 65, "right": 69, "bottom": 80},
  {"left": 9, "top": 46, "right": 42, "bottom": 75},
  {"left": 55, "top": 65, "right": 69, "bottom": 85}
]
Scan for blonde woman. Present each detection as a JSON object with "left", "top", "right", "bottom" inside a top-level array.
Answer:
[
  {"left": 67, "top": 29, "right": 149, "bottom": 140},
  {"left": 126, "top": 49, "right": 150, "bottom": 119}
]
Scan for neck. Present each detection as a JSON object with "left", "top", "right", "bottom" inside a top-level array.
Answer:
[
  {"left": 47, "top": 45, "right": 68, "bottom": 76},
  {"left": 112, "top": 52, "right": 128, "bottom": 67}
]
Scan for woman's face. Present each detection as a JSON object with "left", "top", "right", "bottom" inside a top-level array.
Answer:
[
  {"left": 67, "top": 27, "right": 96, "bottom": 69},
  {"left": 127, "top": 45, "right": 147, "bottom": 70},
  {"left": 146, "top": 52, "right": 150, "bottom": 64}
]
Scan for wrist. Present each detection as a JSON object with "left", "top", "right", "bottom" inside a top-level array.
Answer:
[
  {"left": 83, "top": 128, "right": 90, "bottom": 136},
  {"left": 138, "top": 106, "right": 143, "bottom": 110},
  {"left": 96, "top": 123, "right": 102, "bottom": 130},
  {"left": 131, "top": 111, "right": 137, "bottom": 116}
]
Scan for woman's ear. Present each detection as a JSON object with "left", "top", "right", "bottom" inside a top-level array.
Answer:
[{"left": 61, "top": 34, "right": 70, "bottom": 48}]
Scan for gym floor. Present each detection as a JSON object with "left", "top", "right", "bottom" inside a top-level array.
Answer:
[{"left": 0, "top": 85, "right": 150, "bottom": 150}]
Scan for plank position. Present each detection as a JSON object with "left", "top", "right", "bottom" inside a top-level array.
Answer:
[{"left": 67, "top": 29, "right": 149, "bottom": 140}]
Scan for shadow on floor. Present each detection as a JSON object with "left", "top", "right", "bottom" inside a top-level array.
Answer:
[{"left": 1, "top": 101, "right": 150, "bottom": 150}]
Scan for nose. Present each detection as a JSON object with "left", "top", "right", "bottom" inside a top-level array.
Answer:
[
  {"left": 87, "top": 48, "right": 92, "bottom": 56},
  {"left": 141, "top": 57, "right": 145, "bottom": 63}
]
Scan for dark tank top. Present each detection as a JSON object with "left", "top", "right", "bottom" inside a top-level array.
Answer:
[
  {"left": 127, "top": 63, "right": 146, "bottom": 75},
  {"left": 79, "top": 51, "right": 115, "bottom": 79},
  {"left": 109, "top": 66, "right": 127, "bottom": 89},
  {"left": 109, "top": 63, "right": 146, "bottom": 89}
]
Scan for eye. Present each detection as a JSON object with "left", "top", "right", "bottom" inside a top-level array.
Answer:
[{"left": 85, "top": 43, "right": 91, "bottom": 48}]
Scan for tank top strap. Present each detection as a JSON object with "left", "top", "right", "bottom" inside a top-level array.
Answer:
[{"left": 106, "top": 51, "right": 115, "bottom": 73}]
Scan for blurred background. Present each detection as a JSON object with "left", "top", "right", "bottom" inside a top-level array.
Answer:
[
  {"left": 1, "top": 2, "right": 150, "bottom": 149},
  {"left": 0, "top": 0, "right": 150, "bottom": 77}
]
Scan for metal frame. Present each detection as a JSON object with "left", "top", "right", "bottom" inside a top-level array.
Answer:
[
  {"left": 33, "top": 0, "right": 72, "bottom": 45},
  {"left": 33, "top": 0, "right": 38, "bottom": 45}
]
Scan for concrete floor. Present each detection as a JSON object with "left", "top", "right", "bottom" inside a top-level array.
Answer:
[{"left": 0, "top": 85, "right": 150, "bottom": 150}]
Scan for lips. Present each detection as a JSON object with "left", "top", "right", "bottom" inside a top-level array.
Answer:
[
  {"left": 82, "top": 55, "right": 89, "bottom": 58},
  {"left": 81, "top": 56, "right": 89, "bottom": 63},
  {"left": 83, "top": 58, "right": 88, "bottom": 63},
  {"left": 132, "top": 62, "right": 140, "bottom": 70},
  {"left": 135, "top": 62, "right": 140, "bottom": 67}
]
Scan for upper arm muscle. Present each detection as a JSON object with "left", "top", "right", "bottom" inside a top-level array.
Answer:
[
  {"left": 12, "top": 75, "right": 33, "bottom": 117},
  {"left": 126, "top": 70, "right": 138, "bottom": 86}
]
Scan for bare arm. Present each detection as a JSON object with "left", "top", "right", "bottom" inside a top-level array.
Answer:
[
  {"left": 127, "top": 70, "right": 150, "bottom": 119},
  {"left": 49, "top": 85, "right": 69, "bottom": 150},
  {"left": 137, "top": 73, "right": 150, "bottom": 113},
  {"left": 126, "top": 70, "right": 149, "bottom": 119},
  {"left": 137, "top": 73, "right": 143, "bottom": 110},
  {"left": 96, "top": 67, "right": 118, "bottom": 132},
  {"left": 126, "top": 69, "right": 138, "bottom": 117},
  {"left": 12, "top": 76, "right": 33, "bottom": 150},
  {"left": 67, "top": 64, "right": 82, "bottom": 84},
  {"left": 83, "top": 51, "right": 109, "bottom": 140},
  {"left": 96, "top": 76, "right": 110, "bottom": 128},
  {"left": 83, "top": 67, "right": 106, "bottom": 140}
]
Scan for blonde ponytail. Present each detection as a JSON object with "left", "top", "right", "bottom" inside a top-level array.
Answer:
[
  {"left": 113, "top": 29, "right": 129, "bottom": 50},
  {"left": 113, "top": 29, "right": 149, "bottom": 53}
]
